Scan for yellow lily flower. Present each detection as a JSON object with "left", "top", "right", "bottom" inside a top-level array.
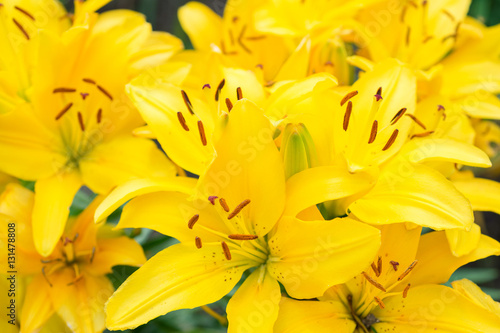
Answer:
[
  {"left": 274, "top": 223, "right": 500, "bottom": 332},
  {"left": 97, "top": 100, "right": 381, "bottom": 331},
  {"left": 0, "top": 5, "right": 182, "bottom": 257},
  {"left": 0, "top": 183, "right": 146, "bottom": 333}
]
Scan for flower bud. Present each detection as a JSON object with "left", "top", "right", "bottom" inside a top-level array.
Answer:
[{"left": 281, "top": 123, "right": 318, "bottom": 180}]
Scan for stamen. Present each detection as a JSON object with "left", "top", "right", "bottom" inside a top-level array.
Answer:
[
  {"left": 362, "top": 272, "right": 386, "bottom": 292},
  {"left": 237, "top": 25, "right": 252, "bottom": 54},
  {"left": 53, "top": 87, "right": 76, "bottom": 93},
  {"left": 195, "top": 236, "right": 202, "bottom": 249},
  {"left": 41, "top": 267, "right": 53, "bottom": 287},
  {"left": 215, "top": 79, "right": 225, "bottom": 102},
  {"left": 371, "top": 262, "right": 380, "bottom": 277},
  {"left": 67, "top": 275, "right": 83, "bottom": 286},
  {"left": 229, "top": 29, "right": 235, "bottom": 45},
  {"left": 368, "top": 120, "right": 378, "bottom": 144},
  {"left": 177, "top": 112, "right": 189, "bottom": 131},
  {"left": 236, "top": 87, "right": 243, "bottom": 100},
  {"left": 73, "top": 233, "right": 79, "bottom": 242},
  {"left": 12, "top": 18, "right": 29, "bottom": 40},
  {"left": 343, "top": 101, "right": 352, "bottom": 131},
  {"left": 397, "top": 260, "right": 418, "bottom": 281},
  {"left": 406, "top": 27, "right": 411, "bottom": 46},
  {"left": 55, "top": 103, "right": 73, "bottom": 120},
  {"left": 225, "top": 98, "right": 233, "bottom": 112},
  {"left": 405, "top": 114, "right": 427, "bottom": 129},
  {"left": 90, "top": 246, "right": 96, "bottom": 263},
  {"left": 227, "top": 199, "right": 251, "bottom": 220},
  {"left": 203, "top": 84, "right": 211, "bottom": 89},
  {"left": 197, "top": 121, "right": 207, "bottom": 146},
  {"left": 221, "top": 241, "right": 232, "bottom": 260},
  {"left": 14, "top": 6, "right": 35, "bottom": 20},
  {"left": 403, "top": 283, "right": 411, "bottom": 298},
  {"left": 181, "top": 90, "right": 195, "bottom": 115},
  {"left": 374, "top": 296, "right": 385, "bottom": 309},
  {"left": 77, "top": 112, "right": 85, "bottom": 131},
  {"left": 377, "top": 256, "right": 382, "bottom": 275},
  {"left": 441, "top": 9, "right": 455, "bottom": 21},
  {"left": 422, "top": 36, "right": 433, "bottom": 44},
  {"left": 390, "top": 260, "right": 399, "bottom": 271},
  {"left": 228, "top": 234, "right": 258, "bottom": 240},
  {"left": 40, "top": 258, "right": 62, "bottom": 264},
  {"left": 340, "top": 90, "right": 358, "bottom": 106},
  {"left": 219, "top": 198, "right": 230, "bottom": 212},
  {"left": 208, "top": 196, "right": 218, "bottom": 205},
  {"left": 245, "top": 35, "right": 266, "bottom": 41},
  {"left": 382, "top": 129, "right": 399, "bottom": 151},
  {"left": 400, "top": 5, "right": 408, "bottom": 22},
  {"left": 411, "top": 131, "right": 434, "bottom": 139},
  {"left": 188, "top": 214, "right": 200, "bottom": 229},
  {"left": 97, "top": 108, "right": 102, "bottom": 124},
  {"left": 83, "top": 78, "right": 96, "bottom": 84},
  {"left": 390, "top": 108, "right": 407, "bottom": 125},
  {"left": 97, "top": 85, "right": 113, "bottom": 100}
]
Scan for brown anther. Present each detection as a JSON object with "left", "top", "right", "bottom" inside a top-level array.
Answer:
[
  {"left": 53, "top": 87, "right": 76, "bottom": 93},
  {"left": 237, "top": 25, "right": 252, "bottom": 54},
  {"left": 403, "top": 283, "right": 411, "bottom": 298},
  {"left": 411, "top": 131, "right": 434, "bottom": 139},
  {"left": 188, "top": 214, "right": 200, "bottom": 229},
  {"left": 406, "top": 27, "right": 411, "bottom": 46},
  {"left": 368, "top": 120, "right": 378, "bottom": 144},
  {"left": 12, "top": 18, "right": 29, "bottom": 39},
  {"left": 400, "top": 5, "right": 408, "bottom": 22},
  {"left": 181, "top": 90, "right": 195, "bottom": 115},
  {"left": 215, "top": 79, "right": 226, "bottom": 101},
  {"left": 374, "top": 296, "right": 385, "bottom": 309},
  {"left": 228, "top": 234, "right": 258, "bottom": 240},
  {"left": 208, "top": 196, "right": 218, "bottom": 205},
  {"left": 96, "top": 108, "right": 102, "bottom": 124},
  {"left": 441, "top": 9, "right": 455, "bottom": 21},
  {"left": 227, "top": 199, "right": 251, "bottom": 220},
  {"left": 343, "top": 101, "right": 352, "bottom": 131},
  {"left": 229, "top": 29, "right": 235, "bottom": 45},
  {"left": 422, "top": 35, "right": 433, "bottom": 44},
  {"left": 203, "top": 84, "right": 211, "bottom": 89},
  {"left": 362, "top": 272, "right": 386, "bottom": 292},
  {"left": 177, "top": 112, "right": 189, "bottom": 131},
  {"left": 376, "top": 87, "right": 382, "bottom": 96},
  {"left": 232, "top": 16, "right": 239, "bottom": 23},
  {"left": 55, "top": 103, "right": 73, "bottom": 120},
  {"left": 377, "top": 256, "right": 382, "bottom": 275},
  {"left": 221, "top": 241, "right": 232, "bottom": 260},
  {"left": 382, "top": 129, "right": 399, "bottom": 151},
  {"left": 390, "top": 260, "right": 399, "bottom": 271},
  {"left": 405, "top": 114, "right": 427, "bottom": 129},
  {"left": 340, "top": 90, "right": 358, "bottom": 106},
  {"left": 219, "top": 198, "right": 230, "bottom": 212},
  {"left": 41, "top": 266, "right": 53, "bottom": 287},
  {"left": 40, "top": 258, "right": 62, "bottom": 264},
  {"left": 225, "top": 98, "right": 233, "bottom": 112},
  {"left": 77, "top": 112, "right": 85, "bottom": 131},
  {"left": 236, "top": 87, "right": 243, "bottom": 100},
  {"left": 97, "top": 85, "right": 113, "bottom": 100},
  {"left": 391, "top": 108, "right": 407, "bottom": 125},
  {"left": 371, "top": 262, "right": 380, "bottom": 277},
  {"left": 67, "top": 275, "right": 83, "bottom": 286},
  {"left": 398, "top": 260, "right": 418, "bottom": 281},
  {"left": 195, "top": 236, "right": 202, "bottom": 249},
  {"left": 245, "top": 35, "right": 266, "bottom": 41},
  {"left": 83, "top": 78, "right": 96, "bottom": 84},
  {"left": 90, "top": 246, "right": 96, "bottom": 263},
  {"left": 14, "top": 6, "right": 35, "bottom": 20},
  {"left": 197, "top": 121, "right": 207, "bottom": 146}
]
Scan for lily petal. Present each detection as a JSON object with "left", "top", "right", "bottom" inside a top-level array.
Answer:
[
  {"left": 451, "top": 279, "right": 500, "bottom": 315},
  {"left": 452, "top": 177, "right": 500, "bottom": 215},
  {"left": 445, "top": 223, "right": 481, "bottom": 257},
  {"left": 89, "top": 236, "right": 146, "bottom": 275},
  {"left": 20, "top": 275, "right": 54, "bottom": 333},
  {"left": 178, "top": 2, "right": 222, "bottom": 51}
]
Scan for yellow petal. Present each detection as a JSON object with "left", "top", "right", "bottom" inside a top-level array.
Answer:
[
  {"left": 178, "top": 2, "right": 222, "bottom": 51},
  {"left": 451, "top": 279, "right": 500, "bottom": 316},
  {"left": 373, "top": 285, "right": 500, "bottom": 332},
  {"left": 455, "top": 92, "right": 500, "bottom": 119},
  {"left": 88, "top": 236, "right": 146, "bottom": 275},
  {"left": 80, "top": 135, "right": 176, "bottom": 194},
  {"left": 198, "top": 100, "right": 285, "bottom": 237},
  {"left": 105, "top": 243, "right": 254, "bottom": 330},
  {"left": 33, "top": 171, "right": 82, "bottom": 257},
  {"left": 94, "top": 176, "right": 196, "bottom": 222},
  {"left": 452, "top": 177, "right": 500, "bottom": 215},
  {"left": 284, "top": 165, "right": 375, "bottom": 217},
  {"left": 268, "top": 216, "right": 380, "bottom": 299},
  {"left": 226, "top": 266, "right": 280, "bottom": 333},
  {"left": 273, "top": 36, "right": 311, "bottom": 82},
  {"left": 349, "top": 163, "right": 474, "bottom": 230},
  {"left": 445, "top": 223, "right": 481, "bottom": 257},
  {"left": 20, "top": 275, "right": 54, "bottom": 333},
  {"left": 274, "top": 297, "right": 355, "bottom": 333}
]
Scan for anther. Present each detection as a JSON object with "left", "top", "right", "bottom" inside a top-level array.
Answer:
[
  {"left": 77, "top": 112, "right": 85, "bottom": 131},
  {"left": 195, "top": 236, "right": 202, "bottom": 249},
  {"left": 219, "top": 198, "right": 230, "bottom": 212},
  {"left": 12, "top": 18, "right": 29, "bottom": 39},
  {"left": 382, "top": 129, "right": 399, "bottom": 151},
  {"left": 97, "top": 108, "right": 102, "bottom": 124},
  {"left": 397, "top": 260, "right": 418, "bottom": 281},
  {"left": 177, "top": 112, "right": 189, "bottom": 131},
  {"left": 403, "top": 283, "right": 411, "bottom": 298},
  {"left": 97, "top": 85, "right": 113, "bottom": 100},
  {"left": 53, "top": 87, "right": 76, "bottom": 93},
  {"left": 41, "top": 267, "right": 53, "bottom": 287},
  {"left": 55, "top": 103, "right": 73, "bottom": 120},
  {"left": 371, "top": 262, "right": 380, "bottom": 277},
  {"left": 390, "top": 260, "right": 399, "bottom": 271},
  {"left": 197, "top": 121, "right": 207, "bottom": 146},
  {"left": 340, "top": 91, "right": 358, "bottom": 106},
  {"left": 237, "top": 25, "right": 251, "bottom": 54},
  {"left": 377, "top": 256, "right": 382, "bottom": 275},
  {"left": 405, "top": 114, "right": 427, "bottom": 129},
  {"left": 14, "top": 6, "right": 35, "bottom": 20},
  {"left": 411, "top": 131, "right": 434, "bottom": 139},
  {"left": 208, "top": 196, "right": 218, "bottom": 205},
  {"left": 221, "top": 241, "right": 232, "bottom": 260},
  {"left": 236, "top": 87, "right": 243, "bottom": 100},
  {"left": 203, "top": 84, "right": 211, "bottom": 89},
  {"left": 181, "top": 90, "right": 195, "bottom": 115},
  {"left": 67, "top": 275, "right": 83, "bottom": 286},
  {"left": 90, "top": 246, "right": 96, "bottom": 263},
  {"left": 228, "top": 234, "right": 258, "bottom": 240},
  {"left": 343, "top": 101, "right": 352, "bottom": 131},
  {"left": 215, "top": 79, "right": 225, "bottom": 102},
  {"left": 225, "top": 98, "right": 233, "bottom": 112},
  {"left": 374, "top": 296, "right": 385, "bottom": 309},
  {"left": 188, "top": 214, "right": 199, "bottom": 229},
  {"left": 83, "top": 78, "right": 96, "bottom": 84},
  {"left": 441, "top": 9, "right": 455, "bottom": 21},
  {"left": 362, "top": 272, "right": 386, "bottom": 292},
  {"left": 376, "top": 87, "right": 382, "bottom": 97},
  {"left": 390, "top": 108, "right": 407, "bottom": 125},
  {"left": 406, "top": 27, "right": 411, "bottom": 46},
  {"left": 227, "top": 199, "right": 251, "bottom": 220},
  {"left": 368, "top": 120, "right": 378, "bottom": 144},
  {"left": 40, "top": 258, "right": 62, "bottom": 264}
]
